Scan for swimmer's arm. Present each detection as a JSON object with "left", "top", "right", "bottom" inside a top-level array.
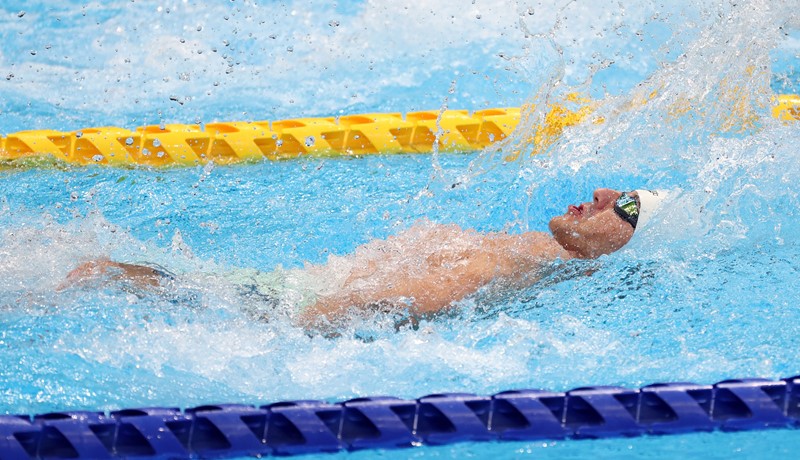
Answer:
[{"left": 59, "top": 259, "right": 165, "bottom": 290}]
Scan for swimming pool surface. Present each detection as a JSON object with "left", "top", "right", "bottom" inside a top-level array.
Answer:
[{"left": 1, "top": 0, "right": 799, "bottom": 458}]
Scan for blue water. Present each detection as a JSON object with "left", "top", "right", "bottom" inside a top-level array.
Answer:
[{"left": 1, "top": 0, "right": 800, "bottom": 458}]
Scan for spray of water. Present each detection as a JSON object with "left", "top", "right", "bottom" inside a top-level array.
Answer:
[{"left": 0, "top": 0, "right": 799, "bottom": 414}]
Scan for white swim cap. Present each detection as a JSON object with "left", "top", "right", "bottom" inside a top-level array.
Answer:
[{"left": 634, "top": 189, "right": 669, "bottom": 230}]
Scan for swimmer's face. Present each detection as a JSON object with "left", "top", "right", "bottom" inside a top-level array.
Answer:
[{"left": 549, "top": 188, "right": 636, "bottom": 259}]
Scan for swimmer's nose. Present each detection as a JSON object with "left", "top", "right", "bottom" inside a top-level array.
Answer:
[{"left": 592, "top": 188, "right": 620, "bottom": 211}]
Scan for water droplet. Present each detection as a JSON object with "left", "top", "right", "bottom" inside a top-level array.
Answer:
[
  {"left": 157, "top": 151, "right": 165, "bottom": 158},
  {"left": 17, "top": 11, "right": 25, "bottom": 18},
  {"left": 92, "top": 154, "right": 104, "bottom": 162},
  {"left": 125, "top": 137, "right": 134, "bottom": 145},
  {"left": 75, "top": 131, "right": 83, "bottom": 138},
  {"left": 305, "top": 136, "right": 315, "bottom": 147},
  {"left": 328, "top": 20, "right": 340, "bottom": 27},
  {"left": 276, "top": 139, "right": 284, "bottom": 147},
  {"left": 153, "top": 138, "right": 161, "bottom": 147},
  {"left": 142, "top": 148, "right": 151, "bottom": 156},
  {"left": 286, "top": 46, "right": 294, "bottom": 52}
]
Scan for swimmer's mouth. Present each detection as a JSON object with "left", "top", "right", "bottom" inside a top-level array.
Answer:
[{"left": 568, "top": 204, "right": 583, "bottom": 218}]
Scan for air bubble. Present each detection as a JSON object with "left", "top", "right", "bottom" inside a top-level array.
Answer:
[
  {"left": 92, "top": 154, "right": 104, "bottom": 162},
  {"left": 125, "top": 137, "right": 134, "bottom": 145},
  {"left": 153, "top": 138, "right": 161, "bottom": 147},
  {"left": 305, "top": 136, "right": 315, "bottom": 147}
]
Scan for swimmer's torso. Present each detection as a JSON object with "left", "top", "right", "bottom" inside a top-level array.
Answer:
[{"left": 300, "top": 221, "right": 570, "bottom": 322}]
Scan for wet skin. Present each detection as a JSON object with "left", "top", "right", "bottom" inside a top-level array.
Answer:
[
  {"left": 63, "top": 188, "right": 637, "bottom": 329},
  {"left": 548, "top": 188, "right": 636, "bottom": 259}
]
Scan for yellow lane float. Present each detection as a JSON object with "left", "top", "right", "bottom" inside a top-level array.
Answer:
[{"left": 1, "top": 95, "right": 797, "bottom": 167}]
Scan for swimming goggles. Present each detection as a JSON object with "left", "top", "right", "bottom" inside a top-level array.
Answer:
[{"left": 613, "top": 192, "right": 639, "bottom": 228}]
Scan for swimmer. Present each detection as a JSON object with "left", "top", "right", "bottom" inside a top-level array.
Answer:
[{"left": 62, "top": 188, "right": 666, "bottom": 329}]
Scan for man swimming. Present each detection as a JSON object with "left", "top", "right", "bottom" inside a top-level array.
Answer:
[{"left": 62, "top": 188, "right": 666, "bottom": 329}]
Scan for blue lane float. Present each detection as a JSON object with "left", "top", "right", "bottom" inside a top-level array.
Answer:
[{"left": 2, "top": 376, "right": 799, "bottom": 459}]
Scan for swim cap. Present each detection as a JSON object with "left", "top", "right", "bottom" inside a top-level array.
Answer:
[{"left": 634, "top": 189, "right": 668, "bottom": 230}]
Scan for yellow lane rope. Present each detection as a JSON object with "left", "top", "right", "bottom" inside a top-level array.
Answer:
[{"left": 1, "top": 95, "right": 797, "bottom": 167}]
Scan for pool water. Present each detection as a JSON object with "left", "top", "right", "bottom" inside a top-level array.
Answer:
[{"left": 1, "top": 0, "right": 799, "bottom": 458}]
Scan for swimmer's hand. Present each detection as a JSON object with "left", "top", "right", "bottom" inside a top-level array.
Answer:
[{"left": 58, "top": 258, "right": 165, "bottom": 291}]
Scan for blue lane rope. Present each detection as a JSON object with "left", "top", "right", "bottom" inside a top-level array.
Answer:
[{"left": 2, "top": 375, "right": 799, "bottom": 458}]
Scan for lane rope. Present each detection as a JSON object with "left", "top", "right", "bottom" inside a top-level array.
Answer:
[
  {"left": 0, "top": 108, "right": 524, "bottom": 167},
  {"left": 1, "top": 94, "right": 797, "bottom": 167},
  {"left": 2, "top": 375, "right": 798, "bottom": 458}
]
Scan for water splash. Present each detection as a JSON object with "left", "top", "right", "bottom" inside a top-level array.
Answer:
[{"left": 0, "top": 0, "right": 799, "bottom": 420}]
